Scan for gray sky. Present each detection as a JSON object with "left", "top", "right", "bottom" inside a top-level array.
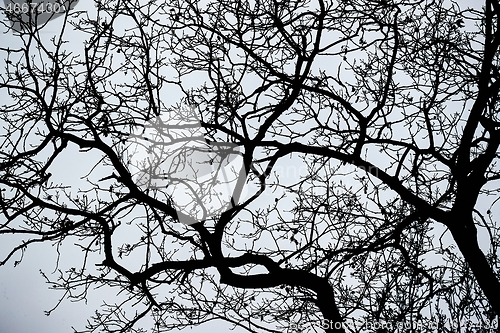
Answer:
[
  {"left": 0, "top": 2, "right": 246, "bottom": 332},
  {"left": 0, "top": 0, "right": 490, "bottom": 332}
]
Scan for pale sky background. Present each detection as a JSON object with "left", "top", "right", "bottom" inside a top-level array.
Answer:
[
  {"left": 0, "top": 0, "right": 489, "bottom": 333},
  {"left": 0, "top": 2, "right": 245, "bottom": 332}
]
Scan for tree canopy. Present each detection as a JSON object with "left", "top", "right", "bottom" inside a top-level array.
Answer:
[{"left": 2, "top": 0, "right": 500, "bottom": 332}]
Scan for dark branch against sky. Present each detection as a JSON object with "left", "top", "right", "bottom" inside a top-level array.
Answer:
[{"left": 1, "top": 0, "right": 500, "bottom": 332}]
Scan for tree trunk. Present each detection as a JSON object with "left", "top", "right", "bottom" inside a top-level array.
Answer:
[
  {"left": 448, "top": 218, "right": 500, "bottom": 318},
  {"left": 315, "top": 279, "right": 346, "bottom": 333}
]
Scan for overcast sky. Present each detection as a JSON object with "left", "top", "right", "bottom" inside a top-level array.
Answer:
[
  {"left": 0, "top": 0, "right": 486, "bottom": 332},
  {"left": 0, "top": 2, "right": 248, "bottom": 332}
]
